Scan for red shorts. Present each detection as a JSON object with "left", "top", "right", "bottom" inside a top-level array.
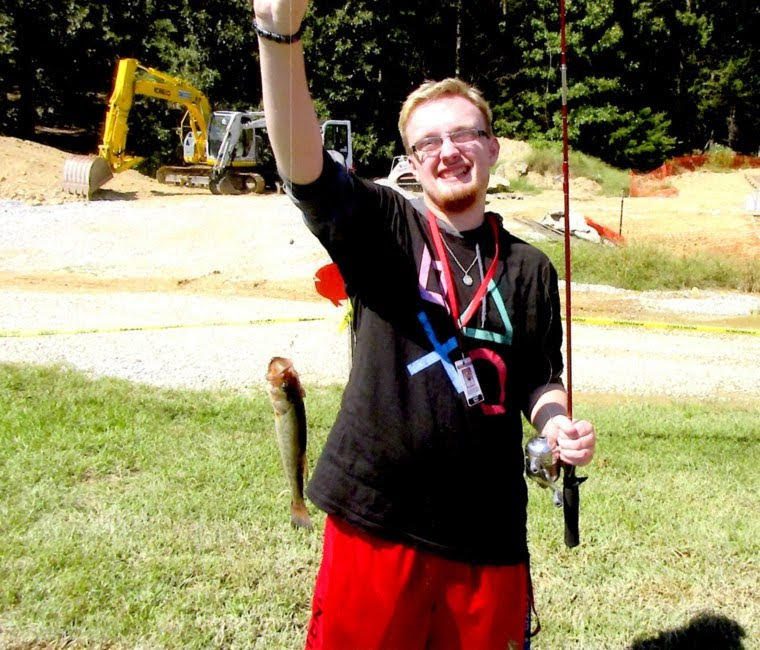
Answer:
[{"left": 305, "top": 516, "right": 532, "bottom": 650}]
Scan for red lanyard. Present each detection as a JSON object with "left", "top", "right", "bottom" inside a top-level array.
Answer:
[{"left": 426, "top": 211, "right": 500, "bottom": 329}]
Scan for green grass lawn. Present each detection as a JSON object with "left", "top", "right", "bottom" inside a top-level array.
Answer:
[
  {"left": 1, "top": 364, "right": 757, "bottom": 649},
  {"left": 536, "top": 240, "right": 760, "bottom": 294}
]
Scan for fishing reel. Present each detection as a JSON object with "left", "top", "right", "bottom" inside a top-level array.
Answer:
[{"left": 524, "top": 435, "right": 563, "bottom": 508}]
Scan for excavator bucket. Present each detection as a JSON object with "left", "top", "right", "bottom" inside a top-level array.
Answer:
[{"left": 61, "top": 155, "right": 114, "bottom": 198}]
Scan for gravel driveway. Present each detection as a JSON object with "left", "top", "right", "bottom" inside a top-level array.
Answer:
[
  {"left": 1, "top": 196, "right": 758, "bottom": 399},
  {"left": 0, "top": 289, "right": 352, "bottom": 389},
  {"left": 2, "top": 287, "right": 758, "bottom": 399}
]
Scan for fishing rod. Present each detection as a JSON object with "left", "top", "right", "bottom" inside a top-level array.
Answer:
[
  {"left": 559, "top": 0, "right": 585, "bottom": 549},
  {"left": 524, "top": 0, "right": 585, "bottom": 548}
]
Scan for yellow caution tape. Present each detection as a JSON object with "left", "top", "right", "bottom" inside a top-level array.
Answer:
[
  {"left": 2, "top": 314, "right": 756, "bottom": 338},
  {"left": 0, "top": 316, "right": 327, "bottom": 339},
  {"left": 572, "top": 315, "right": 759, "bottom": 337}
]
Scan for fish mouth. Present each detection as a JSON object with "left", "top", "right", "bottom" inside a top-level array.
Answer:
[{"left": 266, "top": 356, "right": 294, "bottom": 383}]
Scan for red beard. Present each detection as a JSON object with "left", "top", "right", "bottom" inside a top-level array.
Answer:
[{"left": 427, "top": 182, "right": 479, "bottom": 214}]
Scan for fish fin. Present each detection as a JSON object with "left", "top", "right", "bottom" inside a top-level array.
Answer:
[{"left": 290, "top": 502, "right": 313, "bottom": 530}]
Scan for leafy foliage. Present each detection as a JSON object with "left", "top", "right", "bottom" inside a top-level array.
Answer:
[{"left": 0, "top": 0, "right": 756, "bottom": 172}]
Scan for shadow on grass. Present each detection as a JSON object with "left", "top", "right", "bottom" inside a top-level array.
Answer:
[{"left": 629, "top": 611, "right": 746, "bottom": 649}]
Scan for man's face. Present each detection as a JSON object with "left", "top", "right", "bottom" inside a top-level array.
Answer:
[{"left": 405, "top": 95, "right": 499, "bottom": 216}]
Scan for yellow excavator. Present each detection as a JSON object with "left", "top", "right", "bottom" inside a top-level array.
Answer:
[
  {"left": 61, "top": 58, "right": 354, "bottom": 197},
  {"left": 62, "top": 58, "right": 213, "bottom": 197}
]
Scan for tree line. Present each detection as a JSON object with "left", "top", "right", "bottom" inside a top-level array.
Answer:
[{"left": 0, "top": 0, "right": 757, "bottom": 174}]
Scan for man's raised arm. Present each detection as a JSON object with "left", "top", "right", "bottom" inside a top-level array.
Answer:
[{"left": 253, "top": 0, "right": 324, "bottom": 185}]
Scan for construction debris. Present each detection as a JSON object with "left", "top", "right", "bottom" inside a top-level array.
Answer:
[{"left": 538, "top": 210, "right": 625, "bottom": 245}]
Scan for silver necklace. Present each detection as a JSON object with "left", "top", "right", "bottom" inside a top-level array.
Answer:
[
  {"left": 442, "top": 238, "right": 480, "bottom": 286},
  {"left": 476, "top": 243, "right": 486, "bottom": 327}
]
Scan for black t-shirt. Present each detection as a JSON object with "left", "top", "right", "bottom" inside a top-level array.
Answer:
[{"left": 287, "top": 153, "right": 563, "bottom": 564}]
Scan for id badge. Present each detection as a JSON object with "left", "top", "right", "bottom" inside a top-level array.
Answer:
[{"left": 455, "top": 356, "right": 484, "bottom": 407}]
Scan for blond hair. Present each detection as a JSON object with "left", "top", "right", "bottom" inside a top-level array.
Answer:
[{"left": 398, "top": 78, "right": 493, "bottom": 153}]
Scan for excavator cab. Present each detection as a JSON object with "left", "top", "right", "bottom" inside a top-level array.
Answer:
[
  {"left": 205, "top": 111, "right": 266, "bottom": 165},
  {"left": 322, "top": 120, "right": 353, "bottom": 170},
  {"left": 203, "top": 110, "right": 272, "bottom": 194}
]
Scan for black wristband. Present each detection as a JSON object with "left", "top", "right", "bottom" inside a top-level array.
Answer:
[{"left": 253, "top": 19, "right": 304, "bottom": 44}]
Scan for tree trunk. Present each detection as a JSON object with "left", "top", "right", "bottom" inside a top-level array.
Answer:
[
  {"left": 15, "top": 9, "right": 37, "bottom": 139},
  {"left": 455, "top": 0, "right": 462, "bottom": 77},
  {"left": 727, "top": 105, "right": 737, "bottom": 150}
]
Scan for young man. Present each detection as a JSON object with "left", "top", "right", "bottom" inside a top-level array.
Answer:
[{"left": 253, "top": 1, "right": 596, "bottom": 648}]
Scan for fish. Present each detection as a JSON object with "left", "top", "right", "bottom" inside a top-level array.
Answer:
[{"left": 266, "top": 356, "right": 312, "bottom": 530}]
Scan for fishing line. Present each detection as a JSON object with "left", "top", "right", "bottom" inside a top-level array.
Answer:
[
  {"left": 559, "top": 0, "right": 572, "bottom": 417},
  {"left": 289, "top": 1, "right": 294, "bottom": 184}
]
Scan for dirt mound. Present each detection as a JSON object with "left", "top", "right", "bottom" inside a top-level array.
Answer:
[
  {"left": 0, "top": 136, "right": 207, "bottom": 205},
  {"left": 494, "top": 138, "right": 532, "bottom": 178},
  {"left": 494, "top": 138, "right": 602, "bottom": 198},
  {"left": 2, "top": 134, "right": 757, "bottom": 264}
]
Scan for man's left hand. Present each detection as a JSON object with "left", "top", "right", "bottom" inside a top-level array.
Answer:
[{"left": 542, "top": 415, "right": 596, "bottom": 466}]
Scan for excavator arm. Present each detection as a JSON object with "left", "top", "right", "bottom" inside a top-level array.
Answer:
[
  {"left": 99, "top": 58, "right": 212, "bottom": 171},
  {"left": 62, "top": 58, "right": 212, "bottom": 197}
]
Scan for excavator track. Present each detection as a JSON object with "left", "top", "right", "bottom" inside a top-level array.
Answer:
[
  {"left": 209, "top": 171, "right": 266, "bottom": 195},
  {"left": 156, "top": 166, "right": 266, "bottom": 195},
  {"left": 156, "top": 165, "right": 213, "bottom": 188}
]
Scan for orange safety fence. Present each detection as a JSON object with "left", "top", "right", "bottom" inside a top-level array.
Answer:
[
  {"left": 730, "top": 155, "right": 760, "bottom": 169},
  {"left": 629, "top": 153, "right": 760, "bottom": 197},
  {"left": 629, "top": 172, "right": 679, "bottom": 198},
  {"left": 585, "top": 218, "right": 625, "bottom": 245}
]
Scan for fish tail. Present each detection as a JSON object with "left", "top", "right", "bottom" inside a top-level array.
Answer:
[{"left": 290, "top": 500, "right": 313, "bottom": 530}]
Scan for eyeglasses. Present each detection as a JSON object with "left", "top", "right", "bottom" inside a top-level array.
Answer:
[{"left": 411, "top": 128, "right": 489, "bottom": 159}]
